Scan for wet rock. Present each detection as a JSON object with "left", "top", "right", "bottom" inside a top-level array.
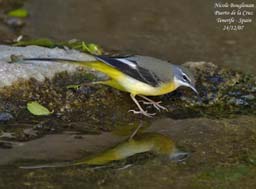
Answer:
[
  {"left": 0, "top": 112, "right": 14, "bottom": 122},
  {"left": 77, "top": 85, "right": 97, "bottom": 95},
  {"left": 228, "top": 98, "right": 248, "bottom": 106},
  {"left": 163, "top": 61, "right": 256, "bottom": 118}
]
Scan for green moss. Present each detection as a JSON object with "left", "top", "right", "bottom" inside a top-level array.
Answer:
[
  {"left": 14, "top": 39, "right": 103, "bottom": 55},
  {"left": 202, "top": 165, "right": 250, "bottom": 182},
  {"left": 14, "top": 38, "right": 56, "bottom": 48}
]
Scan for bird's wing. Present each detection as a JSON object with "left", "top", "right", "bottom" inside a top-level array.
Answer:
[{"left": 95, "top": 55, "right": 161, "bottom": 87}]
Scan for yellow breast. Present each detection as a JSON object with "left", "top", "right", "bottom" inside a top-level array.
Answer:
[
  {"left": 85, "top": 61, "right": 177, "bottom": 96},
  {"left": 118, "top": 75, "right": 177, "bottom": 96}
]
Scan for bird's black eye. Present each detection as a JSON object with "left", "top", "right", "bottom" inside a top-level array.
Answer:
[{"left": 182, "top": 75, "right": 190, "bottom": 83}]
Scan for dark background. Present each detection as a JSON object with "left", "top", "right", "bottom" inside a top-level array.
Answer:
[{"left": 23, "top": 0, "right": 256, "bottom": 73}]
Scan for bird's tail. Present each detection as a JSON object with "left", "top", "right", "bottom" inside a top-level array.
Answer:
[
  {"left": 22, "top": 57, "right": 123, "bottom": 79},
  {"left": 23, "top": 57, "right": 79, "bottom": 62},
  {"left": 22, "top": 57, "right": 97, "bottom": 67}
]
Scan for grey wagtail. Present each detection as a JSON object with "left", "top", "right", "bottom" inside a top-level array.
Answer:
[{"left": 22, "top": 55, "right": 198, "bottom": 117}]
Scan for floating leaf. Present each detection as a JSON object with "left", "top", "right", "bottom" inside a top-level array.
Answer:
[
  {"left": 27, "top": 101, "right": 53, "bottom": 116},
  {"left": 8, "top": 8, "right": 29, "bottom": 18}
]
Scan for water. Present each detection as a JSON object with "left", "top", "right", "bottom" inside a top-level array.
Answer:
[
  {"left": 23, "top": 0, "right": 256, "bottom": 73},
  {"left": 1, "top": 116, "right": 256, "bottom": 188}
]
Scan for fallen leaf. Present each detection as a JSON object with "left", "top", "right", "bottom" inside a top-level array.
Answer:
[{"left": 27, "top": 101, "right": 53, "bottom": 116}]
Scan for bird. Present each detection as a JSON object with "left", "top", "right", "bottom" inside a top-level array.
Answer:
[{"left": 22, "top": 55, "right": 198, "bottom": 117}]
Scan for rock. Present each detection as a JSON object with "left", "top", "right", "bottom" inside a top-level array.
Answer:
[
  {"left": 0, "top": 112, "right": 14, "bottom": 122},
  {"left": 0, "top": 45, "right": 96, "bottom": 88}
]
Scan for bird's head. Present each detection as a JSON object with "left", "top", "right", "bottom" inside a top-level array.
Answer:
[{"left": 173, "top": 65, "right": 198, "bottom": 94}]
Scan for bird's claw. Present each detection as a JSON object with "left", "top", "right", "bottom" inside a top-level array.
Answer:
[
  {"left": 139, "top": 100, "right": 167, "bottom": 112},
  {"left": 128, "top": 109, "right": 156, "bottom": 117}
]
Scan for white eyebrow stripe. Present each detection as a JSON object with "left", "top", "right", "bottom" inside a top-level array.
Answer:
[
  {"left": 116, "top": 58, "right": 137, "bottom": 69},
  {"left": 178, "top": 67, "right": 191, "bottom": 83},
  {"left": 183, "top": 73, "right": 191, "bottom": 82}
]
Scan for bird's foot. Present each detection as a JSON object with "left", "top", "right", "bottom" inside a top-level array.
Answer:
[
  {"left": 128, "top": 109, "right": 156, "bottom": 117},
  {"left": 140, "top": 100, "right": 167, "bottom": 112}
]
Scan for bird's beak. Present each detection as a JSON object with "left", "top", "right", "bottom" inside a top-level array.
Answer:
[{"left": 189, "top": 85, "right": 199, "bottom": 95}]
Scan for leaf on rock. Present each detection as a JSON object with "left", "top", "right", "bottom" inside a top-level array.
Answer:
[{"left": 27, "top": 101, "right": 54, "bottom": 116}]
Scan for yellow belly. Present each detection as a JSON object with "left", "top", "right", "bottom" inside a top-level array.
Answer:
[
  {"left": 117, "top": 74, "right": 176, "bottom": 96},
  {"left": 85, "top": 61, "right": 177, "bottom": 96}
]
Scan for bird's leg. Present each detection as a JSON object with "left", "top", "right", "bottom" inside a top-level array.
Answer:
[
  {"left": 138, "top": 95, "right": 167, "bottom": 112},
  {"left": 128, "top": 94, "right": 156, "bottom": 117}
]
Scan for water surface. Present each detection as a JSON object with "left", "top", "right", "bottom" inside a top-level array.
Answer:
[{"left": 23, "top": 0, "right": 256, "bottom": 73}]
